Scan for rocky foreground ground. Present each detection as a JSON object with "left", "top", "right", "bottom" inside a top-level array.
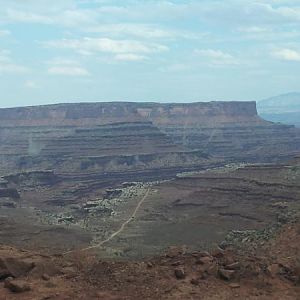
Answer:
[{"left": 0, "top": 218, "right": 299, "bottom": 300}]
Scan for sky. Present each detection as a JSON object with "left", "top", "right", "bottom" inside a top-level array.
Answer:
[{"left": 0, "top": 0, "right": 300, "bottom": 108}]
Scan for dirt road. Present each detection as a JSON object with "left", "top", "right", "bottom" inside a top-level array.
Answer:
[{"left": 65, "top": 188, "right": 150, "bottom": 254}]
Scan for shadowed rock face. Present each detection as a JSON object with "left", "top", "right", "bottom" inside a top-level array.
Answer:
[
  {"left": 37, "top": 122, "right": 183, "bottom": 157},
  {"left": 0, "top": 119, "right": 210, "bottom": 177},
  {"left": 0, "top": 101, "right": 299, "bottom": 177},
  {"left": 9, "top": 122, "right": 209, "bottom": 175},
  {"left": 159, "top": 123, "right": 300, "bottom": 162}
]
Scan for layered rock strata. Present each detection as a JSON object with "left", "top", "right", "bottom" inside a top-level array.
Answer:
[
  {"left": 0, "top": 120, "right": 209, "bottom": 177},
  {"left": 0, "top": 101, "right": 299, "bottom": 177}
]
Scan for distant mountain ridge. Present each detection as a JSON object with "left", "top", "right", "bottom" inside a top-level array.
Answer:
[{"left": 257, "top": 92, "right": 300, "bottom": 127}]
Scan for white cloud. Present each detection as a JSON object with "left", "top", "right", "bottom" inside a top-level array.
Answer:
[
  {"left": 24, "top": 80, "right": 39, "bottom": 89},
  {"left": 43, "top": 37, "right": 168, "bottom": 55},
  {"left": 0, "top": 0, "right": 76, "bottom": 12},
  {"left": 236, "top": 25, "right": 300, "bottom": 42},
  {"left": 0, "top": 63, "right": 28, "bottom": 74},
  {"left": 1, "top": 1, "right": 300, "bottom": 29},
  {"left": 1, "top": 5, "right": 98, "bottom": 27},
  {"left": 6, "top": 8, "right": 53, "bottom": 24},
  {"left": 46, "top": 58, "right": 90, "bottom": 76},
  {"left": 159, "top": 63, "right": 191, "bottom": 72},
  {"left": 0, "top": 49, "right": 29, "bottom": 74},
  {"left": 203, "top": 1, "right": 300, "bottom": 26},
  {"left": 238, "top": 26, "right": 269, "bottom": 33},
  {"left": 86, "top": 23, "right": 199, "bottom": 39},
  {"left": 0, "top": 29, "right": 10, "bottom": 37},
  {"left": 48, "top": 66, "right": 90, "bottom": 76},
  {"left": 59, "top": 9, "right": 98, "bottom": 27},
  {"left": 46, "top": 57, "right": 81, "bottom": 66},
  {"left": 114, "top": 53, "right": 147, "bottom": 61},
  {"left": 277, "top": 6, "right": 300, "bottom": 21},
  {"left": 272, "top": 48, "right": 300, "bottom": 61},
  {"left": 195, "top": 49, "right": 240, "bottom": 66}
]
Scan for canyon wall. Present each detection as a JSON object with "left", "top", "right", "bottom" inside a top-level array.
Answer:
[{"left": 0, "top": 101, "right": 299, "bottom": 178}]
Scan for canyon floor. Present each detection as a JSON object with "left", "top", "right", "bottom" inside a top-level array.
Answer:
[
  {"left": 0, "top": 213, "right": 299, "bottom": 300},
  {"left": 1, "top": 160, "right": 300, "bottom": 259},
  {"left": 1, "top": 158, "right": 300, "bottom": 299}
]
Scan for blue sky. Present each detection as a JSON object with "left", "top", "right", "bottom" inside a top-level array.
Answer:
[{"left": 0, "top": 0, "right": 300, "bottom": 107}]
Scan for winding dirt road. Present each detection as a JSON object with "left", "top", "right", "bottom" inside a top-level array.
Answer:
[{"left": 65, "top": 188, "right": 150, "bottom": 254}]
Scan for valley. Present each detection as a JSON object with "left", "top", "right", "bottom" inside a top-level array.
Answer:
[{"left": 0, "top": 101, "right": 300, "bottom": 299}]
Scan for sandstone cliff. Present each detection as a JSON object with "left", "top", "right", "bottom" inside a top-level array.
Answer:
[
  {"left": 0, "top": 101, "right": 299, "bottom": 177},
  {"left": 0, "top": 101, "right": 260, "bottom": 127}
]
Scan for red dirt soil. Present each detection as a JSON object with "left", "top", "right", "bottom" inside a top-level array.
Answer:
[{"left": 0, "top": 221, "right": 299, "bottom": 300}]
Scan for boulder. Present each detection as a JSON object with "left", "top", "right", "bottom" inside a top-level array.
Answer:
[
  {"left": 0, "top": 257, "right": 34, "bottom": 278},
  {"left": 166, "top": 246, "right": 186, "bottom": 258},
  {"left": 211, "top": 247, "right": 225, "bottom": 259},
  {"left": 196, "top": 256, "right": 213, "bottom": 266},
  {"left": 42, "top": 274, "right": 50, "bottom": 281},
  {"left": 190, "top": 278, "right": 199, "bottom": 285},
  {"left": 219, "top": 268, "right": 235, "bottom": 281},
  {"left": 223, "top": 255, "right": 236, "bottom": 266},
  {"left": 174, "top": 268, "right": 186, "bottom": 279},
  {"left": 147, "top": 262, "right": 154, "bottom": 268},
  {"left": 225, "top": 262, "right": 240, "bottom": 270},
  {"left": 206, "top": 263, "right": 218, "bottom": 276},
  {"left": 171, "top": 261, "right": 182, "bottom": 267},
  {"left": 4, "top": 278, "right": 31, "bottom": 293},
  {"left": 0, "top": 269, "right": 11, "bottom": 280},
  {"left": 198, "top": 251, "right": 211, "bottom": 257},
  {"left": 30, "top": 260, "right": 62, "bottom": 277}
]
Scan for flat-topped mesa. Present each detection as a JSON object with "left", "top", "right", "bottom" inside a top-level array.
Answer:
[
  {"left": 0, "top": 101, "right": 299, "bottom": 172},
  {"left": 0, "top": 101, "right": 262, "bottom": 127},
  {"left": 0, "top": 102, "right": 144, "bottom": 127},
  {"left": 137, "top": 101, "right": 263, "bottom": 126}
]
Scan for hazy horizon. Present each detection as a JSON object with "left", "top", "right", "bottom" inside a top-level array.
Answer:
[{"left": 1, "top": 0, "right": 300, "bottom": 107}]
